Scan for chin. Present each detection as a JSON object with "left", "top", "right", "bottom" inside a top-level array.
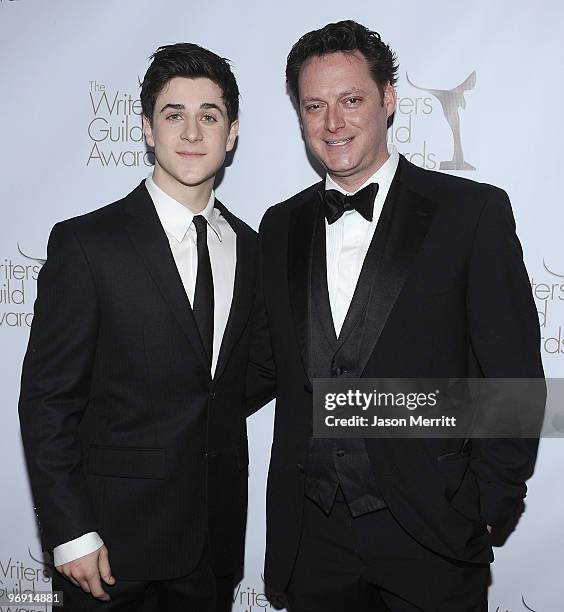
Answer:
[
  {"left": 323, "top": 157, "right": 358, "bottom": 172},
  {"left": 325, "top": 164, "right": 357, "bottom": 176},
  {"left": 175, "top": 172, "right": 210, "bottom": 187}
]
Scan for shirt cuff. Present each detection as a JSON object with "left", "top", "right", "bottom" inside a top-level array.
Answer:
[{"left": 53, "top": 532, "right": 104, "bottom": 566}]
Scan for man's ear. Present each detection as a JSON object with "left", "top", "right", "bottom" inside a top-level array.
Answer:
[
  {"left": 226, "top": 119, "right": 239, "bottom": 152},
  {"left": 383, "top": 82, "right": 397, "bottom": 118},
  {"left": 142, "top": 115, "right": 155, "bottom": 148}
]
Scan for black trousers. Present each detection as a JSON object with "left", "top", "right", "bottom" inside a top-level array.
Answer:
[
  {"left": 51, "top": 549, "right": 235, "bottom": 612},
  {"left": 285, "top": 495, "right": 489, "bottom": 612}
]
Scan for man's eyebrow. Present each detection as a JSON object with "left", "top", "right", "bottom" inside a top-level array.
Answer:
[
  {"left": 338, "top": 88, "right": 367, "bottom": 97},
  {"left": 160, "top": 103, "right": 185, "bottom": 113},
  {"left": 301, "top": 88, "right": 368, "bottom": 104},
  {"left": 159, "top": 102, "right": 225, "bottom": 116},
  {"left": 201, "top": 102, "right": 225, "bottom": 116}
]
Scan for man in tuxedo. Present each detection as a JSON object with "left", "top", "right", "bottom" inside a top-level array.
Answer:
[
  {"left": 251, "top": 20, "right": 544, "bottom": 611},
  {"left": 19, "top": 43, "right": 257, "bottom": 611}
]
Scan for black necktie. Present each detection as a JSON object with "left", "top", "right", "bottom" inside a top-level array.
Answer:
[
  {"left": 192, "top": 215, "right": 214, "bottom": 369},
  {"left": 321, "top": 182, "right": 379, "bottom": 224}
]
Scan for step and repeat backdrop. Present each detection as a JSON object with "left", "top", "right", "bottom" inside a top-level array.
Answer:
[{"left": 1, "top": 1, "right": 563, "bottom": 610}]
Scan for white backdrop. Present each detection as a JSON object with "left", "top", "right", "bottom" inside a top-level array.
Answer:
[{"left": 1, "top": 1, "right": 563, "bottom": 610}]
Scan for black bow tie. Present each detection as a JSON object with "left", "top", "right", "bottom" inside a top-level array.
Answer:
[{"left": 321, "top": 182, "right": 379, "bottom": 224}]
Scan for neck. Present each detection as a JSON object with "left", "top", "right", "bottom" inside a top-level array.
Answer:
[{"left": 152, "top": 166, "right": 213, "bottom": 213}]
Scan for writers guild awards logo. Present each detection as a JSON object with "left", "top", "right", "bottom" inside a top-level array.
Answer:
[
  {"left": 494, "top": 595, "right": 537, "bottom": 611},
  {"left": 543, "top": 259, "right": 564, "bottom": 279},
  {"left": 0, "top": 245, "right": 43, "bottom": 329},
  {"left": 530, "top": 259, "right": 564, "bottom": 357},
  {"left": 0, "top": 548, "right": 52, "bottom": 600},
  {"left": 520, "top": 596, "right": 537, "bottom": 611},
  {"left": 407, "top": 71, "right": 476, "bottom": 171},
  {"left": 17, "top": 244, "right": 46, "bottom": 266},
  {"left": 87, "top": 79, "right": 154, "bottom": 168}
]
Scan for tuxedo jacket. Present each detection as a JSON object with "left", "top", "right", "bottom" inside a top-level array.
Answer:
[
  {"left": 19, "top": 182, "right": 258, "bottom": 580},
  {"left": 250, "top": 155, "right": 544, "bottom": 592}
]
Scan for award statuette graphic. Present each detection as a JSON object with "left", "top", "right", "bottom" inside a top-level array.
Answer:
[
  {"left": 17, "top": 244, "right": 46, "bottom": 265},
  {"left": 543, "top": 259, "right": 564, "bottom": 278},
  {"left": 407, "top": 71, "right": 476, "bottom": 171}
]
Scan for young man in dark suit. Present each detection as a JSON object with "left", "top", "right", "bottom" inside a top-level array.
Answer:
[
  {"left": 250, "top": 20, "right": 544, "bottom": 611},
  {"left": 19, "top": 43, "right": 257, "bottom": 611}
]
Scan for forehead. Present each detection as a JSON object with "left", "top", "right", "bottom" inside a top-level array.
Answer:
[
  {"left": 298, "top": 51, "right": 376, "bottom": 97},
  {"left": 156, "top": 76, "right": 225, "bottom": 107}
]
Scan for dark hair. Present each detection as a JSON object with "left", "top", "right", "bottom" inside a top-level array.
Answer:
[
  {"left": 286, "top": 20, "right": 398, "bottom": 103},
  {"left": 141, "top": 43, "right": 239, "bottom": 124}
]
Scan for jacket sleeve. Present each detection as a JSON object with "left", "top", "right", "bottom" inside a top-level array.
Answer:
[
  {"left": 245, "top": 219, "right": 276, "bottom": 417},
  {"left": 19, "top": 221, "right": 99, "bottom": 550},
  {"left": 466, "top": 187, "right": 545, "bottom": 526}
]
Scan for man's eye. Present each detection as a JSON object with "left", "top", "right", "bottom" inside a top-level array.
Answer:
[
  {"left": 304, "top": 104, "right": 321, "bottom": 112},
  {"left": 202, "top": 114, "right": 218, "bottom": 122},
  {"left": 166, "top": 113, "right": 182, "bottom": 121},
  {"left": 345, "top": 97, "right": 362, "bottom": 105}
]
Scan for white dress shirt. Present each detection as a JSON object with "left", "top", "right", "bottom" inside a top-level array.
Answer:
[
  {"left": 325, "top": 146, "right": 399, "bottom": 336},
  {"left": 53, "top": 176, "right": 236, "bottom": 565},
  {"left": 146, "top": 176, "right": 237, "bottom": 375}
]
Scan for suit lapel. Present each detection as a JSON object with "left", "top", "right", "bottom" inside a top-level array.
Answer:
[
  {"left": 356, "top": 160, "right": 436, "bottom": 376},
  {"left": 310, "top": 207, "right": 338, "bottom": 345},
  {"left": 213, "top": 201, "right": 256, "bottom": 383},
  {"left": 124, "top": 182, "right": 211, "bottom": 376},
  {"left": 288, "top": 182, "right": 324, "bottom": 383},
  {"left": 335, "top": 169, "right": 405, "bottom": 351},
  {"left": 287, "top": 164, "right": 435, "bottom": 381}
]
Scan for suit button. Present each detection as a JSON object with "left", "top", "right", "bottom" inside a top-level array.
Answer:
[
  {"left": 210, "top": 391, "right": 216, "bottom": 399},
  {"left": 333, "top": 367, "right": 349, "bottom": 377},
  {"left": 335, "top": 450, "right": 345, "bottom": 457},
  {"left": 297, "top": 463, "right": 304, "bottom": 473}
]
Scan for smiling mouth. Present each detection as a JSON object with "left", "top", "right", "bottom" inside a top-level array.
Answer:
[
  {"left": 324, "top": 137, "right": 353, "bottom": 146},
  {"left": 177, "top": 151, "right": 206, "bottom": 157}
]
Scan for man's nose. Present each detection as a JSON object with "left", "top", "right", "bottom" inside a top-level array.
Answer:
[
  {"left": 181, "top": 117, "right": 203, "bottom": 142},
  {"left": 324, "top": 104, "right": 345, "bottom": 132}
]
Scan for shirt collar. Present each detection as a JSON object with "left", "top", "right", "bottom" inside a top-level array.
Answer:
[
  {"left": 325, "top": 145, "right": 400, "bottom": 197},
  {"left": 145, "top": 176, "right": 223, "bottom": 243}
]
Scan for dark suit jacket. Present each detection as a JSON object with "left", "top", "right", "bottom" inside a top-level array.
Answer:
[
  {"left": 250, "top": 155, "right": 544, "bottom": 592},
  {"left": 19, "top": 182, "right": 258, "bottom": 580}
]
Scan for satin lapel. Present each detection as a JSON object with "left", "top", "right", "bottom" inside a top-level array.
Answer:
[
  {"left": 311, "top": 208, "right": 338, "bottom": 345},
  {"left": 357, "top": 170, "right": 437, "bottom": 376},
  {"left": 334, "top": 223, "right": 377, "bottom": 349},
  {"left": 213, "top": 201, "right": 256, "bottom": 383},
  {"left": 124, "top": 182, "right": 210, "bottom": 376},
  {"left": 288, "top": 184, "right": 324, "bottom": 383}
]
